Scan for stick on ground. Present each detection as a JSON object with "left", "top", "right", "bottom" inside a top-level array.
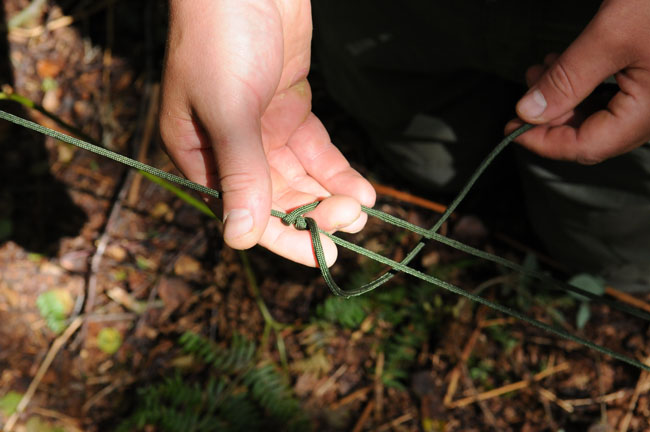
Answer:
[
  {"left": 448, "top": 362, "right": 569, "bottom": 409},
  {"left": 4, "top": 316, "right": 83, "bottom": 431}
]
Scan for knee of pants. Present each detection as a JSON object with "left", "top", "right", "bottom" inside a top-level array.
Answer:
[{"left": 517, "top": 145, "right": 650, "bottom": 292}]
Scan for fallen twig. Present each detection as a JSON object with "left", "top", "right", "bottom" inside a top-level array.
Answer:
[
  {"left": 460, "top": 362, "right": 502, "bottom": 431},
  {"left": 4, "top": 317, "right": 83, "bottom": 431},
  {"left": 448, "top": 362, "right": 570, "bottom": 409},
  {"left": 370, "top": 181, "right": 449, "bottom": 215},
  {"left": 30, "top": 407, "right": 82, "bottom": 432},
  {"left": 375, "top": 411, "right": 416, "bottom": 432},
  {"left": 444, "top": 327, "right": 481, "bottom": 406},
  {"left": 82, "top": 376, "right": 135, "bottom": 413},
  {"left": 374, "top": 351, "right": 385, "bottom": 421},
  {"left": 537, "top": 387, "right": 574, "bottom": 413},
  {"left": 351, "top": 399, "right": 375, "bottom": 432},
  {"left": 605, "top": 287, "right": 650, "bottom": 315},
  {"left": 315, "top": 365, "right": 348, "bottom": 399},
  {"left": 563, "top": 389, "right": 633, "bottom": 407},
  {"left": 330, "top": 386, "right": 372, "bottom": 410},
  {"left": 619, "top": 357, "right": 650, "bottom": 432},
  {"left": 128, "top": 83, "right": 160, "bottom": 206}
]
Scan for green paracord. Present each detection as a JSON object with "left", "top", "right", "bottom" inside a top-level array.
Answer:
[{"left": 1, "top": 109, "right": 648, "bottom": 372}]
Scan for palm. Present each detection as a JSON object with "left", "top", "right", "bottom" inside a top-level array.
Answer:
[
  {"left": 161, "top": 0, "right": 375, "bottom": 267},
  {"left": 252, "top": 1, "right": 374, "bottom": 265}
]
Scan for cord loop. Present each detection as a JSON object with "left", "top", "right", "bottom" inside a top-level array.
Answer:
[
  {"left": 280, "top": 202, "right": 320, "bottom": 231},
  {"left": 2, "top": 109, "right": 649, "bottom": 372}
]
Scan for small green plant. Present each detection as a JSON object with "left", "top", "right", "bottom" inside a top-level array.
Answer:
[
  {"left": 380, "top": 321, "right": 429, "bottom": 390},
  {"left": 505, "top": 256, "right": 575, "bottom": 326},
  {"left": 487, "top": 325, "right": 519, "bottom": 354},
  {"left": 97, "top": 328, "right": 123, "bottom": 355},
  {"left": 316, "top": 261, "right": 451, "bottom": 390},
  {"left": 28, "top": 252, "right": 45, "bottom": 262},
  {"left": 568, "top": 273, "right": 606, "bottom": 330},
  {"left": 118, "top": 332, "right": 310, "bottom": 432},
  {"left": 0, "top": 391, "right": 22, "bottom": 416},
  {"left": 24, "top": 416, "right": 65, "bottom": 432},
  {"left": 41, "top": 77, "right": 58, "bottom": 92},
  {"left": 469, "top": 357, "right": 496, "bottom": 387},
  {"left": 36, "top": 289, "right": 73, "bottom": 334},
  {"left": 317, "top": 296, "right": 367, "bottom": 329},
  {"left": 120, "top": 375, "right": 261, "bottom": 432}
]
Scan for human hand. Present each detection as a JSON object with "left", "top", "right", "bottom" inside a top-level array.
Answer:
[
  {"left": 507, "top": 0, "right": 650, "bottom": 164},
  {"left": 160, "top": 0, "right": 375, "bottom": 267}
]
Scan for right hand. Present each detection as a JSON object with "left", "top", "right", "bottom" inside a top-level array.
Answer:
[
  {"left": 160, "top": 0, "right": 376, "bottom": 267},
  {"left": 507, "top": 0, "right": 650, "bottom": 164}
]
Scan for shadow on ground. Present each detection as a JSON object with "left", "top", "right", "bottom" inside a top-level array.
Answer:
[{"left": 0, "top": 2, "right": 88, "bottom": 256}]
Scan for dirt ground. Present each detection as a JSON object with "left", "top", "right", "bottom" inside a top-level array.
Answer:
[{"left": 0, "top": 1, "right": 649, "bottom": 431}]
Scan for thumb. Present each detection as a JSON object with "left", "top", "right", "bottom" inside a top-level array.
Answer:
[
  {"left": 207, "top": 110, "right": 272, "bottom": 251},
  {"left": 516, "top": 18, "right": 623, "bottom": 124}
]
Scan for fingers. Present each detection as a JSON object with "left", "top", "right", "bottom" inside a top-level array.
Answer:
[
  {"left": 516, "top": 17, "right": 625, "bottom": 124},
  {"left": 162, "top": 0, "right": 292, "bottom": 250},
  {"left": 260, "top": 217, "right": 339, "bottom": 268},
  {"left": 287, "top": 113, "right": 377, "bottom": 208},
  {"left": 161, "top": 93, "right": 273, "bottom": 249},
  {"left": 259, "top": 195, "right": 362, "bottom": 267},
  {"left": 510, "top": 80, "right": 650, "bottom": 164},
  {"left": 160, "top": 43, "right": 274, "bottom": 251},
  {"left": 284, "top": 113, "right": 374, "bottom": 238},
  {"left": 516, "top": 71, "right": 650, "bottom": 164},
  {"left": 511, "top": 0, "right": 650, "bottom": 163},
  {"left": 256, "top": 125, "right": 370, "bottom": 269},
  {"left": 202, "top": 101, "right": 273, "bottom": 250}
]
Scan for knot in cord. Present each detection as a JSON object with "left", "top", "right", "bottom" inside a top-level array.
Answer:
[{"left": 278, "top": 201, "right": 320, "bottom": 231}]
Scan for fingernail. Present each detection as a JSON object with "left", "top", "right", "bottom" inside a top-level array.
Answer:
[
  {"left": 223, "top": 209, "right": 253, "bottom": 240},
  {"left": 518, "top": 89, "right": 547, "bottom": 119}
]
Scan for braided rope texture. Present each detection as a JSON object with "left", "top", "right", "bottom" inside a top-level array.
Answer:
[{"left": 1, "top": 109, "right": 648, "bottom": 372}]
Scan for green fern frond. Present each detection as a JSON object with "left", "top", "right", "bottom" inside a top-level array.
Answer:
[
  {"left": 317, "top": 296, "right": 367, "bottom": 329},
  {"left": 118, "top": 375, "right": 255, "bottom": 432},
  {"left": 119, "top": 332, "right": 311, "bottom": 432},
  {"left": 243, "top": 365, "right": 304, "bottom": 424},
  {"left": 179, "top": 331, "right": 256, "bottom": 374}
]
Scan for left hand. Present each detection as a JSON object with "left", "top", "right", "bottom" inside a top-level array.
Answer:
[{"left": 507, "top": 0, "right": 650, "bottom": 164}]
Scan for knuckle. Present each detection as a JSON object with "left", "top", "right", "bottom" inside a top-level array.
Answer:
[
  {"left": 219, "top": 171, "right": 267, "bottom": 195},
  {"left": 159, "top": 113, "right": 209, "bottom": 154},
  {"left": 546, "top": 62, "right": 579, "bottom": 100}
]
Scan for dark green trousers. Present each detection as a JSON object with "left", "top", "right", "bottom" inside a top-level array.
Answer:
[{"left": 312, "top": 0, "right": 650, "bottom": 291}]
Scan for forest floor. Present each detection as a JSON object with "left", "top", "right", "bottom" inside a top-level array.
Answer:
[{"left": 1, "top": 1, "right": 650, "bottom": 431}]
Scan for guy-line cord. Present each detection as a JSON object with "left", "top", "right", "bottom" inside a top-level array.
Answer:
[{"left": 0, "top": 109, "right": 648, "bottom": 372}]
